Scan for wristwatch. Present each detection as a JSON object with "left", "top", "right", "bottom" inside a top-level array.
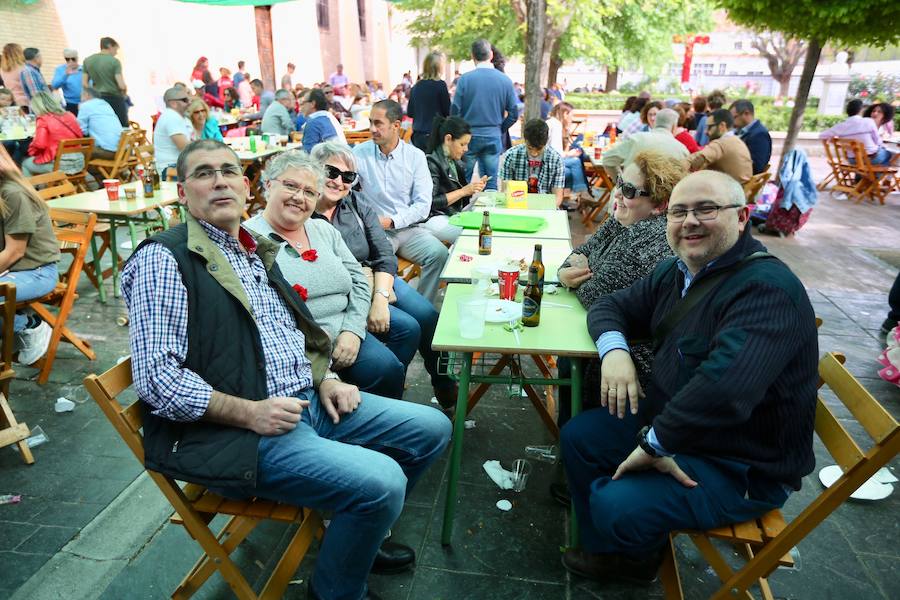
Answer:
[
  {"left": 637, "top": 425, "right": 659, "bottom": 458},
  {"left": 374, "top": 288, "right": 391, "bottom": 300},
  {"left": 322, "top": 371, "right": 341, "bottom": 383}
]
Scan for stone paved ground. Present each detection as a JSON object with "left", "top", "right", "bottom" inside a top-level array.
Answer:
[{"left": 2, "top": 156, "right": 898, "bottom": 599}]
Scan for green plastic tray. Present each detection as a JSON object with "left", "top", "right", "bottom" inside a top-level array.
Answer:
[{"left": 449, "top": 212, "right": 547, "bottom": 233}]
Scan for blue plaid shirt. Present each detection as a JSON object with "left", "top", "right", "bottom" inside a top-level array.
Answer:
[
  {"left": 499, "top": 144, "right": 565, "bottom": 193},
  {"left": 20, "top": 63, "right": 48, "bottom": 100},
  {"left": 121, "top": 220, "right": 313, "bottom": 422}
]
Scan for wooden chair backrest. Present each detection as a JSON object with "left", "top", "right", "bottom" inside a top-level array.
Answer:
[
  {"left": 83, "top": 357, "right": 145, "bottom": 463},
  {"left": 831, "top": 138, "right": 865, "bottom": 168},
  {"left": 743, "top": 171, "right": 771, "bottom": 203},
  {"left": 0, "top": 283, "right": 16, "bottom": 393},
  {"left": 729, "top": 352, "right": 900, "bottom": 591},
  {"left": 401, "top": 127, "right": 413, "bottom": 143},
  {"left": 52, "top": 137, "right": 94, "bottom": 173},
  {"left": 135, "top": 144, "right": 155, "bottom": 171},
  {"left": 28, "top": 171, "right": 77, "bottom": 200},
  {"left": 821, "top": 139, "right": 838, "bottom": 170},
  {"left": 48, "top": 208, "right": 98, "bottom": 285},
  {"left": 345, "top": 130, "right": 372, "bottom": 145}
]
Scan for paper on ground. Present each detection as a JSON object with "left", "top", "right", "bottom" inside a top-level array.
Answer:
[{"left": 483, "top": 460, "right": 514, "bottom": 490}]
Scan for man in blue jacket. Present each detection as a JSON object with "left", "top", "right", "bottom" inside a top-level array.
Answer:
[
  {"left": 731, "top": 99, "right": 772, "bottom": 175},
  {"left": 560, "top": 170, "right": 817, "bottom": 585},
  {"left": 451, "top": 39, "right": 518, "bottom": 190},
  {"left": 51, "top": 49, "right": 83, "bottom": 115}
]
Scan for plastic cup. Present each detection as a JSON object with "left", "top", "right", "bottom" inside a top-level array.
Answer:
[
  {"left": 498, "top": 266, "right": 519, "bottom": 301},
  {"left": 511, "top": 459, "right": 531, "bottom": 492},
  {"left": 123, "top": 188, "right": 137, "bottom": 201},
  {"left": 472, "top": 266, "right": 493, "bottom": 296},
  {"left": 457, "top": 295, "right": 487, "bottom": 339},
  {"left": 103, "top": 179, "right": 120, "bottom": 201},
  {"left": 594, "top": 146, "right": 602, "bottom": 160}
]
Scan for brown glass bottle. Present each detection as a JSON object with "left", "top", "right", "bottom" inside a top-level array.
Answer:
[
  {"left": 142, "top": 168, "right": 154, "bottom": 198},
  {"left": 522, "top": 266, "right": 542, "bottom": 327},
  {"left": 530, "top": 244, "right": 545, "bottom": 290},
  {"left": 151, "top": 165, "right": 161, "bottom": 191},
  {"left": 478, "top": 211, "right": 492, "bottom": 255}
]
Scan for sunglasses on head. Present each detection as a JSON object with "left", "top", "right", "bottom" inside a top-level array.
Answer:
[
  {"left": 615, "top": 176, "right": 650, "bottom": 200},
  {"left": 324, "top": 164, "right": 358, "bottom": 184}
]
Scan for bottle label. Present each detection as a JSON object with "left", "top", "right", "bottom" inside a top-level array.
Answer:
[
  {"left": 480, "top": 235, "right": 492, "bottom": 250},
  {"left": 522, "top": 297, "right": 540, "bottom": 319}
]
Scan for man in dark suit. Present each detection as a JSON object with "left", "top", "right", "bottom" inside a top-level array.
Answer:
[{"left": 731, "top": 99, "right": 772, "bottom": 175}]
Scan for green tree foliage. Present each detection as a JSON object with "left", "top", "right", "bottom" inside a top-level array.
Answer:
[{"left": 718, "top": 0, "right": 900, "bottom": 48}]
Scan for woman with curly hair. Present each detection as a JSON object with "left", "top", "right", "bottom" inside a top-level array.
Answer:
[{"left": 0, "top": 44, "right": 28, "bottom": 107}]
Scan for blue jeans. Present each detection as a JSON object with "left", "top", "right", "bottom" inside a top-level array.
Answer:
[
  {"left": 338, "top": 278, "right": 453, "bottom": 398},
  {"left": 871, "top": 146, "right": 895, "bottom": 166},
  {"left": 561, "top": 408, "right": 788, "bottom": 556},
  {"left": 564, "top": 156, "right": 589, "bottom": 193},
  {"left": 464, "top": 134, "right": 502, "bottom": 190},
  {"left": 252, "top": 388, "right": 450, "bottom": 600},
  {"left": 0, "top": 263, "right": 59, "bottom": 331}
]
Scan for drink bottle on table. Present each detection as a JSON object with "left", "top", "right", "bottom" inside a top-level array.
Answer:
[
  {"left": 530, "top": 244, "right": 544, "bottom": 291},
  {"left": 522, "top": 266, "right": 542, "bottom": 327},
  {"left": 478, "top": 211, "right": 492, "bottom": 255}
]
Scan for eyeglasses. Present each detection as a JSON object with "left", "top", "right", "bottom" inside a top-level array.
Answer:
[
  {"left": 187, "top": 165, "right": 243, "bottom": 181},
  {"left": 323, "top": 164, "right": 358, "bottom": 185},
  {"left": 666, "top": 204, "right": 742, "bottom": 222},
  {"left": 274, "top": 179, "right": 319, "bottom": 201},
  {"left": 615, "top": 176, "right": 650, "bottom": 200}
]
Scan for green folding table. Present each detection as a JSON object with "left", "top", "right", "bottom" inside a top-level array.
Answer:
[
  {"left": 433, "top": 283, "right": 597, "bottom": 545},
  {"left": 456, "top": 208, "right": 571, "bottom": 240},
  {"left": 469, "top": 191, "right": 559, "bottom": 210},
  {"left": 440, "top": 237, "right": 572, "bottom": 283}
]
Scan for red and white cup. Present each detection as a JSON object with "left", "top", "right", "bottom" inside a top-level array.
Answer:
[
  {"left": 594, "top": 146, "right": 602, "bottom": 160},
  {"left": 498, "top": 266, "right": 519, "bottom": 301},
  {"left": 103, "top": 179, "right": 120, "bottom": 201}
]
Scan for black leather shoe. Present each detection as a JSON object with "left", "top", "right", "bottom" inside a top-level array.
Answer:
[
  {"left": 372, "top": 540, "right": 415, "bottom": 574},
  {"left": 549, "top": 481, "right": 571, "bottom": 507},
  {"left": 562, "top": 548, "right": 662, "bottom": 584},
  {"left": 308, "top": 579, "right": 382, "bottom": 599}
]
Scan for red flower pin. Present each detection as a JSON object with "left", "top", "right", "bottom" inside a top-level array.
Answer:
[
  {"left": 292, "top": 283, "right": 308, "bottom": 301},
  {"left": 300, "top": 249, "right": 318, "bottom": 262}
]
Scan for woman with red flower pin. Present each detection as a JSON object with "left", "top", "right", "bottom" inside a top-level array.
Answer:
[{"left": 245, "top": 151, "right": 410, "bottom": 399}]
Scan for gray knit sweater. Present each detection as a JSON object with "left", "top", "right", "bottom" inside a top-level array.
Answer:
[{"left": 244, "top": 215, "right": 371, "bottom": 342}]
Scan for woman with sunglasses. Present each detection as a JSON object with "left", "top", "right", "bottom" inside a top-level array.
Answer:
[
  {"left": 310, "top": 141, "right": 459, "bottom": 410},
  {"left": 549, "top": 150, "right": 687, "bottom": 505},
  {"left": 184, "top": 99, "right": 223, "bottom": 142},
  {"left": 243, "top": 151, "right": 400, "bottom": 398}
]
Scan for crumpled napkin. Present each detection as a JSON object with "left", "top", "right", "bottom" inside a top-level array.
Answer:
[{"left": 483, "top": 460, "right": 514, "bottom": 490}]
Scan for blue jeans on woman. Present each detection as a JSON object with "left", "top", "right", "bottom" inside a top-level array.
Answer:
[
  {"left": 338, "top": 278, "right": 453, "bottom": 399},
  {"left": 231, "top": 387, "right": 450, "bottom": 600},
  {"left": 564, "top": 156, "right": 589, "bottom": 193},
  {"left": 0, "top": 263, "right": 59, "bottom": 331}
]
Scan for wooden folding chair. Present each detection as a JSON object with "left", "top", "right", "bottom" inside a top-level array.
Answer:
[
  {"left": 129, "top": 121, "right": 152, "bottom": 146},
  {"left": 18, "top": 209, "right": 98, "bottom": 384},
  {"left": 397, "top": 257, "right": 422, "bottom": 283},
  {"left": 88, "top": 129, "right": 140, "bottom": 182},
  {"left": 52, "top": 137, "right": 95, "bottom": 192},
  {"left": 830, "top": 138, "right": 898, "bottom": 204},
  {"left": 817, "top": 139, "right": 840, "bottom": 191},
  {"left": 345, "top": 130, "right": 372, "bottom": 146},
  {"left": 401, "top": 127, "right": 413, "bottom": 143},
  {"left": 28, "top": 170, "right": 77, "bottom": 200},
  {"left": 83, "top": 359, "right": 324, "bottom": 600},
  {"left": 0, "top": 283, "right": 34, "bottom": 464},
  {"left": 742, "top": 171, "right": 771, "bottom": 204},
  {"left": 580, "top": 166, "right": 614, "bottom": 229},
  {"left": 660, "top": 352, "right": 900, "bottom": 600}
]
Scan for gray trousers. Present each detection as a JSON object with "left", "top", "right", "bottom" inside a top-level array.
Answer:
[{"left": 386, "top": 225, "right": 449, "bottom": 303}]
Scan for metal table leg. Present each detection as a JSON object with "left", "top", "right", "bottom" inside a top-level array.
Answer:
[
  {"left": 569, "top": 357, "right": 582, "bottom": 547},
  {"left": 441, "top": 352, "right": 472, "bottom": 545},
  {"left": 89, "top": 233, "right": 106, "bottom": 304},
  {"left": 109, "top": 218, "right": 120, "bottom": 297}
]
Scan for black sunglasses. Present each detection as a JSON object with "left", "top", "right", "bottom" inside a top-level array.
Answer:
[
  {"left": 615, "top": 176, "right": 650, "bottom": 200},
  {"left": 324, "top": 164, "right": 358, "bottom": 184}
]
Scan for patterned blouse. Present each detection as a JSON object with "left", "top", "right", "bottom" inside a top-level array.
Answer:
[{"left": 561, "top": 214, "right": 673, "bottom": 383}]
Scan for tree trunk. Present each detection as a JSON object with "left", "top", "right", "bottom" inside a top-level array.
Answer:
[
  {"left": 523, "top": 0, "right": 546, "bottom": 122},
  {"left": 778, "top": 76, "right": 790, "bottom": 99},
  {"left": 605, "top": 68, "right": 618, "bottom": 92},
  {"left": 547, "top": 37, "right": 563, "bottom": 87},
  {"left": 254, "top": 6, "right": 276, "bottom": 91},
  {"left": 779, "top": 39, "right": 821, "bottom": 174}
]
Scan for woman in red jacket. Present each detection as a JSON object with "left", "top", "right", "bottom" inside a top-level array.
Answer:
[{"left": 21, "top": 91, "right": 84, "bottom": 177}]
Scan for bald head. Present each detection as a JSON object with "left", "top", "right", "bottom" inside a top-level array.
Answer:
[{"left": 671, "top": 170, "right": 745, "bottom": 207}]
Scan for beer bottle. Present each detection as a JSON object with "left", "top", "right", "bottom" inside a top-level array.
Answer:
[
  {"left": 143, "top": 168, "right": 154, "bottom": 198},
  {"left": 478, "top": 211, "right": 492, "bottom": 255},
  {"left": 530, "top": 244, "right": 545, "bottom": 291},
  {"left": 151, "top": 165, "right": 161, "bottom": 191},
  {"left": 522, "top": 266, "right": 542, "bottom": 327}
]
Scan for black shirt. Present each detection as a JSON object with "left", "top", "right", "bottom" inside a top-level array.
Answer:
[{"left": 406, "top": 79, "right": 451, "bottom": 133}]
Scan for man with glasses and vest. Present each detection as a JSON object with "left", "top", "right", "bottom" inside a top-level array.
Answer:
[
  {"left": 559, "top": 170, "right": 818, "bottom": 586},
  {"left": 121, "top": 139, "right": 451, "bottom": 600}
]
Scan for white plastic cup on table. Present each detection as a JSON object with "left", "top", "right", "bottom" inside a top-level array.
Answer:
[
  {"left": 103, "top": 179, "right": 120, "bottom": 201},
  {"left": 457, "top": 295, "right": 487, "bottom": 339},
  {"left": 472, "top": 266, "right": 493, "bottom": 296}
]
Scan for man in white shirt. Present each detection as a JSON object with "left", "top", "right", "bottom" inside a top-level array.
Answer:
[
  {"left": 601, "top": 108, "right": 688, "bottom": 179},
  {"left": 153, "top": 87, "right": 192, "bottom": 173}
]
